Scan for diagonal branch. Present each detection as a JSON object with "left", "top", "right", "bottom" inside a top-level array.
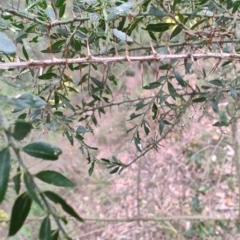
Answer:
[{"left": 0, "top": 5, "right": 89, "bottom": 27}]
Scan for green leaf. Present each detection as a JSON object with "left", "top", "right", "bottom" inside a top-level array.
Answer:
[
  {"left": 184, "top": 58, "right": 192, "bottom": 74},
  {"left": 218, "top": 111, "right": 229, "bottom": 125},
  {"left": 126, "top": 125, "right": 137, "bottom": 133},
  {"left": 76, "top": 125, "right": 92, "bottom": 134},
  {"left": 190, "top": 19, "right": 207, "bottom": 30},
  {"left": 56, "top": 0, "right": 65, "bottom": 7},
  {"left": 9, "top": 192, "right": 32, "bottom": 236},
  {"left": 110, "top": 167, "right": 119, "bottom": 174},
  {"left": 38, "top": 72, "right": 58, "bottom": 80},
  {"left": 88, "top": 162, "right": 95, "bottom": 176},
  {"left": 51, "top": 230, "right": 59, "bottom": 240},
  {"left": 170, "top": 25, "right": 182, "bottom": 39},
  {"left": 22, "top": 45, "right": 29, "bottom": 60},
  {"left": 12, "top": 120, "right": 32, "bottom": 141},
  {"left": 135, "top": 100, "right": 147, "bottom": 111},
  {"left": 13, "top": 167, "right": 21, "bottom": 194},
  {"left": 148, "top": 31, "right": 157, "bottom": 41},
  {"left": 152, "top": 103, "right": 158, "bottom": 120},
  {"left": 41, "top": 40, "right": 66, "bottom": 53},
  {"left": 192, "top": 97, "right": 206, "bottom": 102},
  {"left": 134, "top": 137, "right": 142, "bottom": 152},
  {"left": 221, "top": 60, "right": 232, "bottom": 67},
  {"left": 144, "top": 23, "right": 174, "bottom": 32},
  {"left": 62, "top": 98, "right": 75, "bottom": 112},
  {"left": 144, "top": 5, "right": 166, "bottom": 18},
  {"left": 159, "top": 63, "right": 172, "bottom": 70},
  {"left": 45, "top": 6, "right": 56, "bottom": 20},
  {"left": 0, "top": 32, "right": 16, "bottom": 55},
  {"left": 115, "top": 2, "right": 134, "bottom": 12},
  {"left": 214, "top": 91, "right": 222, "bottom": 109},
  {"left": 168, "top": 82, "right": 177, "bottom": 100},
  {"left": 24, "top": 173, "right": 43, "bottom": 208},
  {"left": 35, "top": 170, "right": 75, "bottom": 187},
  {"left": 232, "top": 1, "right": 240, "bottom": 14},
  {"left": 213, "top": 121, "right": 229, "bottom": 127},
  {"left": 212, "top": 101, "right": 219, "bottom": 113},
  {"left": 159, "top": 119, "right": 165, "bottom": 134},
  {"left": 174, "top": 71, "right": 186, "bottom": 87},
  {"left": 59, "top": 3, "right": 66, "bottom": 18},
  {"left": 17, "top": 113, "right": 27, "bottom": 119},
  {"left": 208, "top": 79, "right": 223, "bottom": 86},
  {"left": 10, "top": 93, "right": 47, "bottom": 112},
  {"left": 143, "top": 82, "right": 161, "bottom": 89},
  {"left": 128, "top": 113, "right": 143, "bottom": 120},
  {"left": 65, "top": 130, "right": 74, "bottom": 146},
  {"left": 44, "top": 191, "right": 84, "bottom": 222},
  {"left": 112, "top": 28, "right": 133, "bottom": 42},
  {"left": 91, "top": 77, "right": 104, "bottom": 89},
  {"left": 230, "top": 87, "right": 238, "bottom": 99},
  {"left": 143, "top": 121, "right": 150, "bottom": 136},
  {"left": 0, "top": 147, "right": 10, "bottom": 202},
  {"left": 39, "top": 216, "right": 51, "bottom": 240},
  {"left": 22, "top": 142, "right": 62, "bottom": 160}
]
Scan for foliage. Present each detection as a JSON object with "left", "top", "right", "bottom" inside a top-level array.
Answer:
[{"left": 0, "top": 0, "right": 240, "bottom": 238}]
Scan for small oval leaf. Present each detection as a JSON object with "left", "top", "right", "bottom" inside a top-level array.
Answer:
[
  {"left": 9, "top": 192, "right": 32, "bottom": 236},
  {"left": 39, "top": 216, "right": 51, "bottom": 240},
  {"left": 13, "top": 167, "right": 21, "bottom": 194},
  {"left": 0, "top": 32, "right": 16, "bottom": 55},
  {"left": 112, "top": 28, "right": 133, "bottom": 42},
  {"left": 192, "top": 97, "right": 207, "bottom": 102},
  {"left": 10, "top": 93, "right": 47, "bottom": 112},
  {"left": 35, "top": 170, "right": 75, "bottom": 187},
  {"left": 22, "top": 142, "right": 62, "bottom": 160},
  {"left": 144, "top": 23, "right": 174, "bottom": 32},
  {"left": 44, "top": 191, "right": 83, "bottom": 222},
  {"left": 12, "top": 120, "right": 32, "bottom": 141},
  {"left": 168, "top": 82, "right": 177, "bottom": 100},
  {"left": 143, "top": 82, "right": 161, "bottom": 89},
  {"left": 24, "top": 172, "right": 43, "bottom": 208},
  {"left": 208, "top": 79, "right": 223, "bottom": 86},
  {"left": 76, "top": 125, "right": 93, "bottom": 134},
  {"left": 170, "top": 25, "right": 182, "bottom": 39},
  {"left": 174, "top": 71, "right": 187, "bottom": 87},
  {"left": 0, "top": 147, "right": 10, "bottom": 202},
  {"left": 110, "top": 167, "right": 119, "bottom": 174}
]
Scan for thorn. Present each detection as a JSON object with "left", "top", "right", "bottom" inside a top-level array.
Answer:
[
  {"left": 86, "top": 39, "right": 92, "bottom": 59},
  {"left": 102, "top": 62, "right": 108, "bottom": 85},
  {"left": 125, "top": 55, "right": 131, "bottom": 62},
  {"left": 113, "top": 38, "right": 118, "bottom": 56},
  {"left": 39, "top": 67, "right": 43, "bottom": 76},
  {"left": 141, "top": 61, "right": 143, "bottom": 88},
  {"left": 208, "top": 58, "right": 221, "bottom": 76},
  {"left": 150, "top": 41, "right": 157, "bottom": 56},
  {"left": 165, "top": 41, "right": 171, "bottom": 56},
  {"left": 125, "top": 43, "right": 131, "bottom": 62}
]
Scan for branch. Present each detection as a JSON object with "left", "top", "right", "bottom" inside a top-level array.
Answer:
[
  {"left": 0, "top": 107, "right": 68, "bottom": 237},
  {"left": 1, "top": 215, "right": 236, "bottom": 223},
  {"left": 83, "top": 215, "right": 236, "bottom": 222},
  {"left": 1, "top": 52, "right": 239, "bottom": 70},
  {"left": 102, "top": 39, "right": 240, "bottom": 56},
  {"left": 76, "top": 97, "right": 153, "bottom": 115},
  {"left": 0, "top": 6, "right": 89, "bottom": 27}
]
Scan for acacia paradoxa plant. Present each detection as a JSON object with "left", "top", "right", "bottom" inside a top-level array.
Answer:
[{"left": 0, "top": 0, "right": 240, "bottom": 238}]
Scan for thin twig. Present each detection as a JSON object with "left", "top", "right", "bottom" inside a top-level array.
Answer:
[
  {"left": 1, "top": 215, "right": 236, "bottom": 223},
  {"left": 0, "top": 5, "right": 89, "bottom": 27}
]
